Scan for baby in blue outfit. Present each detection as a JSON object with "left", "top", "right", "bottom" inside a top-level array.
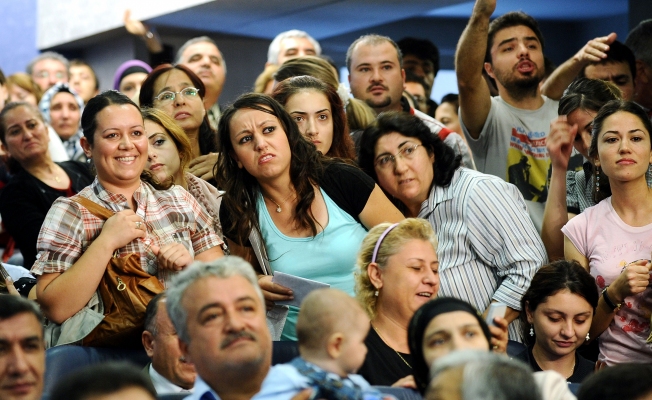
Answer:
[{"left": 255, "top": 288, "right": 393, "bottom": 400}]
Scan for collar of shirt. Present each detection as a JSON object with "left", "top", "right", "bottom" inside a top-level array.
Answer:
[
  {"left": 186, "top": 376, "right": 221, "bottom": 400},
  {"left": 418, "top": 168, "right": 461, "bottom": 219},
  {"left": 149, "top": 364, "right": 194, "bottom": 395},
  {"left": 90, "top": 177, "right": 148, "bottom": 212}
]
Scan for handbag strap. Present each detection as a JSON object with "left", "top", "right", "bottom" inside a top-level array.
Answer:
[{"left": 72, "top": 196, "right": 114, "bottom": 221}]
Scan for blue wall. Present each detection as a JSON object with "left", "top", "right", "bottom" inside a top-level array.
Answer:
[{"left": 0, "top": 0, "right": 39, "bottom": 75}]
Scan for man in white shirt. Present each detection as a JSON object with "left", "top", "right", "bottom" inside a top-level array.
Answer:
[
  {"left": 167, "top": 257, "right": 273, "bottom": 400},
  {"left": 142, "top": 293, "right": 195, "bottom": 395}
]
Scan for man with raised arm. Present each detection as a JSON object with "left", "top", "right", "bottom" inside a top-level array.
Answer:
[{"left": 456, "top": 0, "right": 558, "bottom": 230}]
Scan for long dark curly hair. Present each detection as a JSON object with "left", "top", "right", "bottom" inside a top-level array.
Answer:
[{"left": 215, "top": 92, "right": 330, "bottom": 245}]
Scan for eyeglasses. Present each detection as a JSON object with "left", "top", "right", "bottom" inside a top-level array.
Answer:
[
  {"left": 375, "top": 143, "right": 421, "bottom": 169},
  {"left": 34, "top": 71, "right": 67, "bottom": 80},
  {"left": 154, "top": 87, "right": 200, "bottom": 105}
]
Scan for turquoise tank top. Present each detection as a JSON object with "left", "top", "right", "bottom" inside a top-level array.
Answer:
[{"left": 257, "top": 188, "right": 368, "bottom": 340}]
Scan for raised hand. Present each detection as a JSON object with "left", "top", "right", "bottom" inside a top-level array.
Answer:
[
  {"left": 123, "top": 9, "right": 147, "bottom": 37},
  {"left": 573, "top": 32, "right": 617, "bottom": 65},
  {"left": 547, "top": 115, "right": 578, "bottom": 171},
  {"left": 473, "top": 0, "right": 497, "bottom": 17}
]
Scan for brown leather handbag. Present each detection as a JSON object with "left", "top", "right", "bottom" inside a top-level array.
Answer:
[{"left": 72, "top": 196, "right": 164, "bottom": 348}]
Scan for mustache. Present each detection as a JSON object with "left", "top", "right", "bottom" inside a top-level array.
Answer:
[
  {"left": 220, "top": 330, "right": 256, "bottom": 349},
  {"left": 367, "top": 84, "right": 388, "bottom": 92}
]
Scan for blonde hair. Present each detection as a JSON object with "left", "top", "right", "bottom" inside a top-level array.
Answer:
[
  {"left": 254, "top": 64, "right": 279, "bottom": 94},
  {"left": 141, "top": 108, "right": 193, "bottom": 173},
  {"left": 7, "top": 73, "right": 43, "bottom": 104},
  {"left": 355, "top": 218, "right": 438, "bottom": 318},
  {"left": 297, "top": 288, "right": 367, "bottom": 352}
]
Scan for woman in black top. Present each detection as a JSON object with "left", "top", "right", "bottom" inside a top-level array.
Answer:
[
  {"left": 355, "top": 218, "right": 508, "bottom": 388},
  {"left": 215, "top": 93, "right": 402, "bottom": 340},
  {"left": 0, "top": 102, "right": 93, "bottom": 268},
  {"left": 515, "top": 260, "right": 597, "bottom": 383}
]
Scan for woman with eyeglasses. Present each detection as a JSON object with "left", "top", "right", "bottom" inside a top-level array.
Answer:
[
  {"left": 139, "top": 64, "right": 219, "bottom": 182},
  {"left": 358, "top": 111, "right": 547, "bottom": 340}
]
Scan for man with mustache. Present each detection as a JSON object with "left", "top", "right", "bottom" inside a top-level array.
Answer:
[
  {"left": 0, "top": 296, "right": 46, "bottom": 400},
  {"left": 142, "top": 293, "right": 196, "bottom": 395},
  {"left": 346, "top": 34, "right": 474, "bottom": 169},
  {"left": 456, "top": 0, "right": 558, "bottom": 231},
  {"left": 167, "top": 257, "right": 311, "bottom": 400}
]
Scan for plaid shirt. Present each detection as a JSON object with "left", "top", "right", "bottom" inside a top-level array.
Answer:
[{"left": 32, "top": 178, "right": 222, "bottom": 286}]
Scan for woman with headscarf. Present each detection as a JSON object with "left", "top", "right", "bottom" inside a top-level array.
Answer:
[
  {"left": 408, "top": 298, "right": 577, "bottom": 399},
  {"left": 113, "top": 60, "right": 152, "bottom": 102},
  {"left": 38, "top": 82, "right": 86, "bottom": 162}
]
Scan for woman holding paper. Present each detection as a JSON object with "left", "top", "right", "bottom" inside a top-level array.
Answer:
[{"left": 215, "top": 93, "right": 403, "bottom": 340}]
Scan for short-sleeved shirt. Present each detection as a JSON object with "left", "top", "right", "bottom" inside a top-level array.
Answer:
[
  {"left": 461, "top": 96, "right": 559, "bottom": 230},
  {"left": 32, "top": 178, "right": 222, "bottom": 286},
  {"left": 566, "top": 162, "right": 652, "bottom": 215},
  {"left": 562, "top": 198, "right": 652, "bottom": 365}
]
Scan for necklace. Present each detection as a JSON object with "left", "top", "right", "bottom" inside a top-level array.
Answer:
[
  {"left": 566, "top": 358, "right": 576, "bottom": 379},
  {"left": 532, "top": 346, "right": 576, "bottom": 379},
  {"left": 45, "top": 165, "right": 61, "bottom": 183},
  {"left": 265, "top": 196, "right": 282, "bottom": 213},
  {"left": 371, "top": 324, "right": 411, "bottom": 368}
]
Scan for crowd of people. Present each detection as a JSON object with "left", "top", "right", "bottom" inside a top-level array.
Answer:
[{"left": 2, "top": 0, "right": 652, "bottom": 398}]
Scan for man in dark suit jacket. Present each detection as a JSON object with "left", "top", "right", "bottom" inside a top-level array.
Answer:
[{"left": 142, "top": 293, "right": 195, "bottom": 395}]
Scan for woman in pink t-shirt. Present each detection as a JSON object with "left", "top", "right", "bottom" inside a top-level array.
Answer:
[{"left": 562, "top": 100, "right": 652, "bottom": 365}]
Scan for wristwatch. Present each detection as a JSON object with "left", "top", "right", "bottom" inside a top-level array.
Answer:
[{"left": 602, "top": 286, "right": 622, "bottom": 311}]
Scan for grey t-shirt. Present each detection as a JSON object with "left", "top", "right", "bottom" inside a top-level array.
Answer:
[{"left": 461, "top": 96, "right": 559, "bottom": 231}]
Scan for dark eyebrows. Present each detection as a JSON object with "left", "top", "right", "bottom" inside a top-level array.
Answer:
[
  {"left": 497, "top": 36, "right": 540, "bottom": 48},
  {"left": 497, "top": 37, "right": 516, "bottom": 48},
  {"left": 374, "top": 140, "right": 413, "bottom": 160},
  {"left": 602, "top": 128, "right": 646, "bottom": 137}
]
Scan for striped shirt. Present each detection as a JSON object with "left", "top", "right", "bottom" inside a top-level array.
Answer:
[
  {"left": 31, "top": 178, "right": 222, "bottom": 286},
  {"left": 418, "top": 168, "right": 547, "bottom": 338}
]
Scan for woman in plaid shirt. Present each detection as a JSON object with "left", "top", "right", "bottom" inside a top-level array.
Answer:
[{"left": 31, "top": 90, "right": 224, "bottom": 328}]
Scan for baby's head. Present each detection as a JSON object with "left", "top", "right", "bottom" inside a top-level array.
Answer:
[{"left": 296, "top": 288, "right": 370, "bottom": 377}]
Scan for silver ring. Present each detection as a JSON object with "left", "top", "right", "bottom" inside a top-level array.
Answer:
[{"left": 136, "top": 221, "right": 142, "bottom": 229}]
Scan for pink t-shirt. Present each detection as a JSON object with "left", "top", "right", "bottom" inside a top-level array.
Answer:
[{"left": 562, "top": 197, "right": 652, "bottom": 365}]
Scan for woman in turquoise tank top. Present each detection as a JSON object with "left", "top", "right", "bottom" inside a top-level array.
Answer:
[{"left": 215, "top": 93, "right": 403, "bottom": 340}]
